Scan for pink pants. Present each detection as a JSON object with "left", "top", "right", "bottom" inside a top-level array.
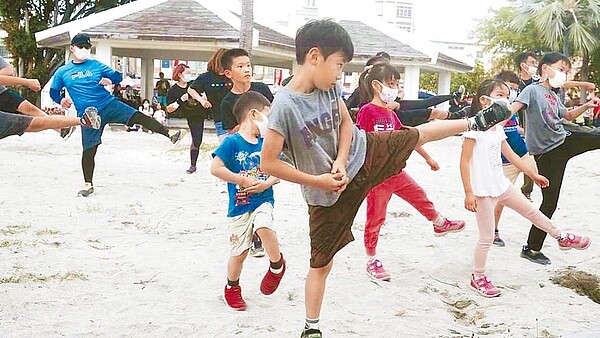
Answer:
[
  {"left": 364, "top": 170, "right": 438, "bottom": 256},
  {"left": 473, "top": 185, "right": 561, "bottom": 274}
]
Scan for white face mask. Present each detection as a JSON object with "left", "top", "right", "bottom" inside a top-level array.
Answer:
[
  {"left": 253, "top": 111, "right": 269, "bottom": 137},
  {"left": 375, "top": 81, "right": 399, "bottom": 103},
  {"left": 526, "top": 65, "right": 538, "bottom": 77},
  {"left": 73, "top": 46, "right": 91, "bottom": 61},
  {"left": 143, "top": 103, "right": 149, "bottom": 108},
  {"left": 184, "top": 74, "right": 194, "bottom": 82},
  {"left": 547, "top": 67, "right": 567, "bottom": 88},
  {"left": 483, "top": 95, "right": 510, "bottom": 109},
  {"left": 508, "top": 89, "right": 518, "bottom": 103}
]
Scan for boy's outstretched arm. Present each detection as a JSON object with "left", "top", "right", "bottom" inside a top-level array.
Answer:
[{"left": 261, "top": 128, "right": 346, "bottom": 192}]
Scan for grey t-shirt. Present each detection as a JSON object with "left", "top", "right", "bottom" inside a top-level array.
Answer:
[
  {"left": 0, "top": 57, "right": 9, "bottom": 95},
  {"left": 269, "top": 83, "right": 367, "bottom": 207},
  {"left": 516, "top": 84, "right": 567, "bottom": 155}
]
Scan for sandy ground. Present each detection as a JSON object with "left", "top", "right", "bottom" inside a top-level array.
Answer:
[{"left": 0, "top": 126, "right": 599, "bottom": 338}]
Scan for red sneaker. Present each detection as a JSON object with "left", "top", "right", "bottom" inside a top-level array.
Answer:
[
  {"left": 470, "top": 274, "right": 501, "bottom": 298},
  {"left": 260, "top": 256, "right": 286, "bottom": 295},
  {"left": 558, "top": 233, "right": 591, "bottom": 251},
  {"left": 433, "top": 218, "right": 466, "bottom": 237},
  {"left": 224, "top": 285, "right": 246, "bottom": 311}
]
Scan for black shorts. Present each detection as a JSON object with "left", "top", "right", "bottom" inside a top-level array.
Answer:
[
  {"left": 0, "top": 111, "right": 32, "bottom": 140},
  {"left": 0, "top": 89, "right": 26, "bottom": 113}
]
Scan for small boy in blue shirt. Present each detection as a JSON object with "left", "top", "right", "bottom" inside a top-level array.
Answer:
[
  {"left": 210, "top": 91, "right": 285, "bottom": 311},
  {"left": 50, "top": 33, "right": 184, "bottom": 197}
]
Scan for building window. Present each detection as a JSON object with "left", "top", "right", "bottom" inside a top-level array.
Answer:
[
  {"left": 396, "top": 23, "right": 412, "bottom": 32},
  {"left": 448, "top": 45, "right": 465, "bottom": 50},
  {"left": 396, "top": 5, "right": 412, "bottom": 18},
  {"left": 0, "top": 45, "right": 8, "bottom": 57},
  {"left": 304, "top": 0, "right": 316, "bottom": 7},
  {"left": 476, "top": 51, "right": 484, "bottom": 58}
]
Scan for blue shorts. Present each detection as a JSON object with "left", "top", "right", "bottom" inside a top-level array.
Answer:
[
  {"left": 156, "top": 96, "right": 167, "bottom": 106},
  {"left": 81, "top": 99, "right": 137, "bottom": 150},
  {"left": 0, "top": 111, "right": 32, "bottom": 140},
  {"left": 214, "top": 121, "right": 228, "bottom": 136}
]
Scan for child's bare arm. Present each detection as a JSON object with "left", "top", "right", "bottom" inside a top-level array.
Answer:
[
  {"left": 334, "top": 99, "right": 353, "bottom": 168},
  {"left": 415, "top": 146, "right": 439, "bottom": 171},
  {"left": 460, "top": 139, "right": 477, "bottom": 212},
  {"left": 509, "top": 101, "right": 525, "bottom": 114},
  {"left": 563, "top": 97, "right": 600, "bottom": 121},
  {"left": 500, "top": 141, "right": 548, "bottom": 188},
  {"left": 210, "top": 156, "right": 253, "bottom": 187},
  {"left": 261, "top": 128, "right": 346, "bottom": 192}
]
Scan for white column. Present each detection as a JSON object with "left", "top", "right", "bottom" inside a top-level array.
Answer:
[
  {"left": 437, "top": 71, "right": 451, "bottom": 110},
  {"left": 141, "top": 57, "right": 155, "bottom": 102},
  {"left": 94, "top": 42, "right": 112, "bottom": 67},
  {"left": 403, "top": 65, "right": 420, "bottom": 100}
]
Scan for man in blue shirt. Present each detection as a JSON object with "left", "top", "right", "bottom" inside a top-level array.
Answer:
[{"left": 51, "top": 33, "right": 184, "bottom": 197}]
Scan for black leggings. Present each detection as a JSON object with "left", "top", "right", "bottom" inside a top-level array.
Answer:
[
  {"left": 188, "top": 119, "right": 205, "bottom": 166},
  {"left": 398, "top": 94, "right": 453, "bottom": 111},
  {"left": 81, "top": 112, "right": 172, "bottom": 184},
  {"left": 128, "top": 112, "right": 170, "bottom": 137},
  {"left": 527, "top": 128, "right": 600, "bottom": 251}
]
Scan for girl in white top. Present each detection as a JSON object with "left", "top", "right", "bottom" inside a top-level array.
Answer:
[
  {"left": 153, "top": 102, "right": 167, "bottom": 126},
  {"left": 460, "top": 79, "right": 590, "bottom": 298},
  {"left": 139, "top": 99, "right": 154, "bottom": 117}
]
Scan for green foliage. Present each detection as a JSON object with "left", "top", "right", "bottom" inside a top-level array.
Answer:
[
  {"left": 514, "top": 0, "right": 600, "bottom": 56},
  {"left": 451, "top": 61, "right": 491, "bottom": 95},
  {"left": 0, "top": 0, "right": 133, "bottom": 104},
  {"left": 419, "top": 72, "right": 438, "bottom": 93},
  {"left": 476, "top": 6, "right": 550, "bottom": 73}
]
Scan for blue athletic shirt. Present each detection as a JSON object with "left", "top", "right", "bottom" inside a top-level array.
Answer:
[
  {"left": 212, "top": 133, "right": 274, "bottom": 217},
  {"left": 51, "top": 59, "right": 123, "bottom": 115},
  {"left": 501, "top": 114, "right": 528, "bottom": 164}
]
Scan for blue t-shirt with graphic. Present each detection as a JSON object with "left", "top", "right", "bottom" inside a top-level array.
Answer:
[
  {"left": 212, "top": 133, "right": 274, "bottom": 217},
  {"left": 51, "top": 59, "right": 123, "bottom": 115},
  {"left": 501, "top": 114, "right": 528, "bottom": 164}
]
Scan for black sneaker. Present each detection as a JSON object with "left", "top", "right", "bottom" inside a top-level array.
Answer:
[
  {"left": 453, "top": 84, "right": 465, "bottom": 101},
  {"left": 170, "top": 129, "right": 185, "bottom": 145},
  {"left": 468, "top": 102, "right": 512, "bottom": 131},
  {"left": 520, "top": 245, "right": 551, "bottom": 265},
  {"left": 493, "top": 231, "right": 505, "bottom": 247},
  {"left": 301, "top": 328, "right": 322, "bottom": 338},
  {"left": 250, "top": 233, "right": 265, "bottom": 258},
  {"left": 60, "top": 126, "right": 75, "bottom": 140}
]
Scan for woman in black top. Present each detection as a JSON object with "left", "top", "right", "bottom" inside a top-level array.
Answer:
[
  {"left": 188, "top": 48, "right": 232, "bottom": 142},
  {"left": 166, "top": 63, "right": 207, "bottom": 174}
]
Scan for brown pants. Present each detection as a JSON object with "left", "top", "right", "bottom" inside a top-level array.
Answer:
[{"left": 307, "top": 128, "right": 420, "bottom": 268}]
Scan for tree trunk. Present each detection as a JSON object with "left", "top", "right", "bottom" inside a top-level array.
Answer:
[
  {"left": 240, "top": 0, "right": 254, "bottom": 57},
  {"left": 580, "top": 52, "right": 590, "bottom": 100}
]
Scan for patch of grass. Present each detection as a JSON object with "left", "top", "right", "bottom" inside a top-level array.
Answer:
[
  {"left": 0, "top": 271, "right": 88, "bottom": 284},
  {"left": 551, "top": 268, "right": 600, "bottom": 304},
  {"left": 35, "top": 229, "right": 62, "bottom": 236},
  {"left": 0, "top": 223, "right": 31, "bottom": 235},
  {"left": 199, "top": 142, "right": 218, "bottom": 153}
]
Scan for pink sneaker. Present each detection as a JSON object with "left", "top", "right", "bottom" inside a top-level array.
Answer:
[
  {"left": 558, "top": 233, "right": 591, "bottom": 251},
  {"left": 366, "top": 259, "right": 391, "bottom": 281},
  {"left": 470, "top": 274, "right": 501, "bottom": 298},
  {"left": 433, "top": 218, "right": 466, "bottom": 237}
]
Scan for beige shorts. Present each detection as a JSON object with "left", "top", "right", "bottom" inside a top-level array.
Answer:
[
  {"left": 227, "top": 202, "right": 274, "bottom": 256},
  {"left": 502, "top": 154, "right": 536, "bottom": 184}
]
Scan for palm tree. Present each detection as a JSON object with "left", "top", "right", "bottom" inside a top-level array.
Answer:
[
  {"left": 240, "top": 0, "right": 254, "bottom": 57},
  {"left": 514, "top": 0, "right": 600, "bottom": 90}
]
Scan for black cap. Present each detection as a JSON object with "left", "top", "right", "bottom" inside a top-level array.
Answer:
[{"left": 71, "top": 33, "right": 91, "bottom": 46}]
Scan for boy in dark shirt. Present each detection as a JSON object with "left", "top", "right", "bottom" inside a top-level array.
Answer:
[{"left": 220, "top": 49, "right": 273, "bottom": 134}]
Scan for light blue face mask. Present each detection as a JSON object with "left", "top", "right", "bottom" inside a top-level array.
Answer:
[{"left": 508, "top": 89, "right": 518, "bottom": 103}]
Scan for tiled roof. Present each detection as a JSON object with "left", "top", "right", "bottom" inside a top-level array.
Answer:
[
  {"left": 83, "top": 0, "right": 239, "bottom": 41},
  {"left": 339, "top": 20, "right": 429, "bottom": 61}
]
